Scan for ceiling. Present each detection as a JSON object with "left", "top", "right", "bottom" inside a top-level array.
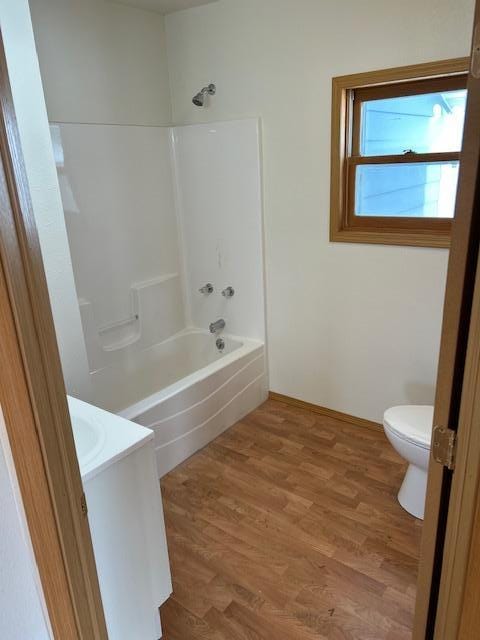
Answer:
[{"left": 111, "top": 0, "right": 219, "bottom": 15}]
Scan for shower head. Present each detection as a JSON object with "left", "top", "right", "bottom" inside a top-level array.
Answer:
[
  {"left": 192, "top": 84, "right": 216, "bottom": 107},
  {"left": 192, "top": 93, "right": 205, "bottom": 107}
]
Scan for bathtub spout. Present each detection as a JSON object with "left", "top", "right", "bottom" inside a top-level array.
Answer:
[{"left": 209, "top": 319, "right": 225, "bottom": 333}]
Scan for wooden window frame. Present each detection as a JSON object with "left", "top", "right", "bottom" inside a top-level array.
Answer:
[{"left": 330, "top": 58, "right": 470, "bottom": 248}]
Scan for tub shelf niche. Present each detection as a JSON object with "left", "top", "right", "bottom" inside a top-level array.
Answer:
[
  {"left": 80, "top": 273, "right": 185, "bottom": 373},
  {"left": 98, "top": 310, "right": 140, "bottom": 352}
]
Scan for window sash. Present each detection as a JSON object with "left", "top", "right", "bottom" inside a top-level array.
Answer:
[
  {"left": 348, "top": 151, "right": 460, "bottom": 166},
  {"left": 346, "top": 160, "right": 455, "bottom": 232},
  {"left": 330, "top": 58, "right": 470, "bottom": 248},
  {"left": 345, "top": 74, "right": 466, "bottom": 233},
  {"left": 351, "top": 75, "right": 468, "bottom": 157}
]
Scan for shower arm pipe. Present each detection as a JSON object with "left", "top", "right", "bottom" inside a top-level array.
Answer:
[{"left": 200, "top": 84, "right": 216, "bottom": 96}]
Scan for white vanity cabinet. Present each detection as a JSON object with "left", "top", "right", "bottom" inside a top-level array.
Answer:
[{"left": 68, "top": 396, "right": 172, "bottom": 639}]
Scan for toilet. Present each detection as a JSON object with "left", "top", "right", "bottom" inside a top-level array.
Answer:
[{"left": 383, "top": 405, "right": 434, "bottom": 520}]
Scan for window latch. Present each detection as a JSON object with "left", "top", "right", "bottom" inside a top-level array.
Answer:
[{"left": 403, "top": 149, "right": 417, "bottom": 155}]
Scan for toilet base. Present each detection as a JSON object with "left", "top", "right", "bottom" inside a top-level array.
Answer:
[{"left": 398, "top": 463, "right": 428, "bottom": 520}]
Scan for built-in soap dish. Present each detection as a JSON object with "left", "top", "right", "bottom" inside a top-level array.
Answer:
[{"left": 98, "top": 313, "right": 141, "bottom": 351}]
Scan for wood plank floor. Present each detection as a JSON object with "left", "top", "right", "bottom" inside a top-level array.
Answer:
[{"left": 160, "top": 399, "right": 423, "bottom": 640}]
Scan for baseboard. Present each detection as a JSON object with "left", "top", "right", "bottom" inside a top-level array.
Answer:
[{"left": 268, "top": 391, "right": 382, "bottom": 433}]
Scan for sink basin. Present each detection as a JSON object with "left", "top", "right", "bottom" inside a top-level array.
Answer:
[
  {"left": 71, "top": 414, "right": 103, "bottom": 468},
  {"left": 67, "top": 395, "right": 153, "bottom": 481}
]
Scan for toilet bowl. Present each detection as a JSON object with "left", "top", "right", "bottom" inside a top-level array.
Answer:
[{"left": 383, "top": 405, "right": 434, "bottom": 520}]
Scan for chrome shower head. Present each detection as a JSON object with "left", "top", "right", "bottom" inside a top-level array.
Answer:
[
  {"left": 192, "top": 92, "right": 205, "bottom": 107},
  {"left": 192, "top": 84, "right": 216, "bottom": 107}
]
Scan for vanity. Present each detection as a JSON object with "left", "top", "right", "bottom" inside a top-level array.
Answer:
[{"left": 68, "top": 396, "right": 172, "bottom": 639}]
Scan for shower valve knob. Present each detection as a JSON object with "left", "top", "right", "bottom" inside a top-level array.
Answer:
[
  {"left": 222, "top": 286, "right": 235, "bottom": 298},
  {"left": 199, "top": 283, "right": 214, "bottom": 295}
]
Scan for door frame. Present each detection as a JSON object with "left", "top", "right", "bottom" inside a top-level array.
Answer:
[
  {"left": 435, "top": 229, "right": 480, "bottom": 637},
  {"left": 2, "top": 3, "right": 480, "bottom": 640},
  {"left": 414, "top": 1, "right": 480, "bottom": 637},
  {"left": 0, "top": 30, "right": 108, "bottom": 639}
]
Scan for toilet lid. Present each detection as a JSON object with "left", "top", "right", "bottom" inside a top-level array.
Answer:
[{"left": 383, "top": 405, "right": 434, "bottom": 448}]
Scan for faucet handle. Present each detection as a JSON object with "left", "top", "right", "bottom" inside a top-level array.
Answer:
[
  {"left": 222, "top": 286, "right": 235, "bottom": 298},
  {"left": 199, "top": 283, "right": 214, "bottom": 295}
]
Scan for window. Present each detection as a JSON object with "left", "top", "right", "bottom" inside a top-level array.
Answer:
[{"left": 330, "top": 59, "right": 469, "bottom": 247}]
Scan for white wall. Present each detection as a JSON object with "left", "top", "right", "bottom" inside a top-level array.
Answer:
[
  {"left": 29, "top": 0, "right": 172, "bottom": 126},
  {"left": 0, "top": 407, "right": 51, "bottom": 640},
  {"left": 172, "top": 119, "right": 265, "bottom": 340},
  {"left": 165, "top": 0, "right": 475, "bottom": 422},
  {"left": 1, "top": 0, "right": 91, "bottom": 400}
]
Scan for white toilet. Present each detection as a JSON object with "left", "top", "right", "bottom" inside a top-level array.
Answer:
[{"left": 383, "top": 405, "right": 434, "bottom": 520}]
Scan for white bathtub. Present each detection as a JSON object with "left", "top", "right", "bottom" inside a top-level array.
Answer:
[{"left": 90, "top": 329, "right": 267, "bottom": 477}]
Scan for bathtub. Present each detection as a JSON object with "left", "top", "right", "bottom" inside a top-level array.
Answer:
[{"left": 90, "top": 329, "right": 267, "bottom": 477}]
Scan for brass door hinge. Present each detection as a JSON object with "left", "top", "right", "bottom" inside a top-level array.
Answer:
[
  {"left": 80, "top": 492, "right": 88, "bottom": 516},
  {"left": 432, "top": 426, "right": 457, "bottom": 471}
]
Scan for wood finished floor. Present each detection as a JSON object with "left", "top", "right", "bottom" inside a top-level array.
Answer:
[{"left": 160, "top": 399, "right": 423, "bottom": 640}]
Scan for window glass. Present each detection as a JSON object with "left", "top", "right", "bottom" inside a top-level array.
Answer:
[
  {"left": 354, "top": 161, "right": 459, "bottom": 218},
  {"left": 360, "top": 89, "right": 467, "bottom": 156}
]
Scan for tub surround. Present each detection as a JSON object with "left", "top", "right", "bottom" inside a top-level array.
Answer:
[
  {"left": 50, "top": 122, "right": 183, "bottom": 357},
  {"left": 79, "top": 274, "right": 184, "bottom": 372},
  {"left": 51, "top": 117, "right": 267, "bottom": 477},
  {"left": 172, "top": 119, "right": 265, "bottom": 340}
]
